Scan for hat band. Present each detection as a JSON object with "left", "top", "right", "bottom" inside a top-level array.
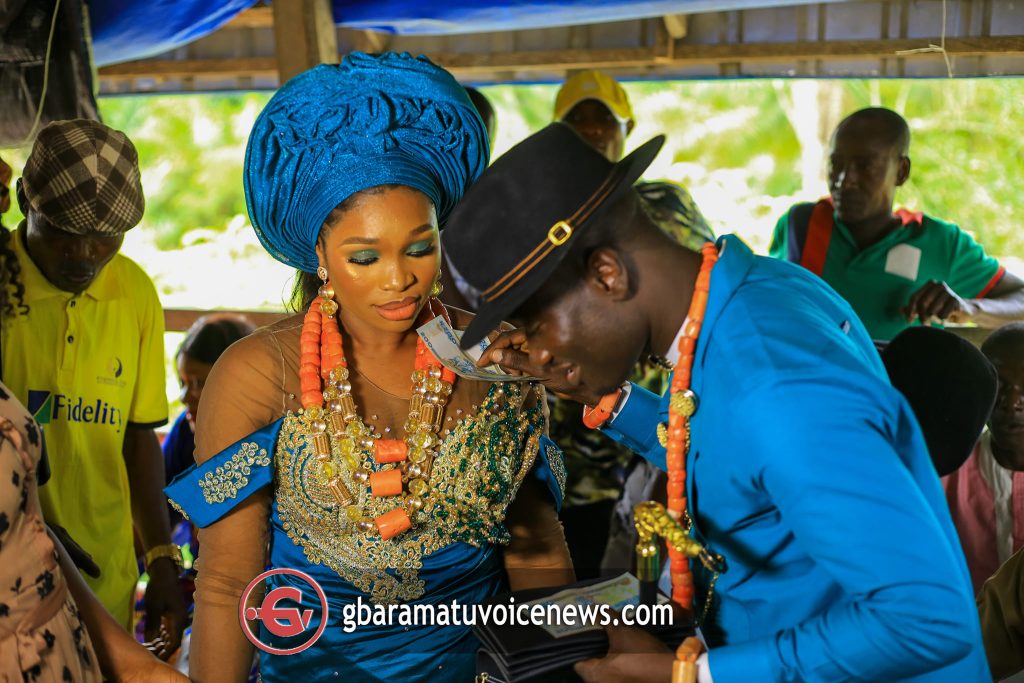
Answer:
[{"left": 481, "top": 163, "right": 628, "bottom": 303}]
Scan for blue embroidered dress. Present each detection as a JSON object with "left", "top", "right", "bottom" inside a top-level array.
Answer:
[{"left": 165, "top": 320, "right": 566, "bottom": 683}]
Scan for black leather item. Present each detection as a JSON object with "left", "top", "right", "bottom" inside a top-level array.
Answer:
[{"left": 474, "top": 577, "right": 692, "bottom": 682}]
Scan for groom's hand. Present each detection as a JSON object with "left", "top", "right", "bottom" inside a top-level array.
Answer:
[{"left": 479, "top": 329, "right": 605, "bottom": 406}]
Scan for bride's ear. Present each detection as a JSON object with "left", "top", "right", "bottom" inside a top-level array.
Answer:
[{"left": 315, "top": 240, "right": 326, "bottom": 272}]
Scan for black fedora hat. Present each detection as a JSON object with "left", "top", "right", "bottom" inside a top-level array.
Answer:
[{"left": 444, "top": 123, "right": 664, "bottom": 349}]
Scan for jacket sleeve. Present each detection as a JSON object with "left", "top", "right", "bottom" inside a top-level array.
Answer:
[
  {"left": 708, "top": 372, "right": 983, "bottom": 682},
  {"left": 599, "top": 383, "right": 668, "bottom": 471}
]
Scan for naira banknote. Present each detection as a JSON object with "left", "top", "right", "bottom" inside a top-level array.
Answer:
[
  {"left": 416, "top": 316, "right": 539, "bottom": 382},
  {"left": 524, "top": 573, "right": 667, "bottom": 639}
]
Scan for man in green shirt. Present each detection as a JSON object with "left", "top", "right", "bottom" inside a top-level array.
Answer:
[{"left": 769, "top": 107, "right": 1024, "bottom": 341}]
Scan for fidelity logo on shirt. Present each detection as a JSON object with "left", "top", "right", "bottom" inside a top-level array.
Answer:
[
  {"left": 27, "top": 390, "right": 124, "bottom": 433},
  {"left": 97, "top": 356, "right": 127, "bottom": 388}
]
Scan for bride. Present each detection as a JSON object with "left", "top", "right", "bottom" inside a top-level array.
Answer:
[{"left": 166, "top": 52, "right": 573, "bottom": 682}]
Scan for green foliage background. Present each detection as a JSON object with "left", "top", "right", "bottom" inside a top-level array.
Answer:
[
  {"left": 4, "top": 78, "right": 1020, "bottom": 264},
  {"left": 1, "top": 78, "right": 1020, "bottom": 409}
]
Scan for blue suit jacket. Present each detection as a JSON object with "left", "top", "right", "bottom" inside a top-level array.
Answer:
[{"left": 604, "top": 236, "right": 990, "bottom": 682}]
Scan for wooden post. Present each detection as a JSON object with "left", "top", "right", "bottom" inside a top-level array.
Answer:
[
  {"left": 663, "top": 15, "right": 689, "bottom": 40},
  {"left": 272, "top": 0, "right": 338, "bottom": 83}
]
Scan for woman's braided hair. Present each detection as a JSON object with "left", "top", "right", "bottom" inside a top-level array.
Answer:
[{"left": 0, "top": 218, "right": 27, "bottom": 318}]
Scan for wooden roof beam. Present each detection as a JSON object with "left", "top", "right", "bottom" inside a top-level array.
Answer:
[
  {"left": 360, "top": 30, "right": 391, "bottom": 53},
  {"left": 272, "top": 0, "right": 338, "bottom": 82},
  {"left": 165, "top": 308, "right": 286, "bottom": 333},
  {"left": 434, "top": 35, "right": 1024, "bottom": 73},
  {"left": 99, "top": 57, "right": 277, "bottom": 79},
  {"left": 225, "top": 6, "right": 274, "bottom": 29},
  {"left": 97, "top": 35, "right": 1024, "bottom": 82}
]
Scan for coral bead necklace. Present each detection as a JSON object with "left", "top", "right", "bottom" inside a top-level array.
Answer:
[
  {"left": 650, "top": 242, "right": 728, "bottom": 618},
  {"left": 299, "top": 281, "right": 456, "bottom": 541}
]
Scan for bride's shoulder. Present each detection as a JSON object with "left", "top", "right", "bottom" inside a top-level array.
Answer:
[{"left": 207, "top": 312, "right": 303, "bottom": 387}]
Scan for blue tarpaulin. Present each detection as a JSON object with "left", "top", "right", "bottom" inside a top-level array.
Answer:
[
  {"left": 90, "top": 0, "right": 258, "bottom": 67},
  {"left": 90, "top": 0, "right": 846, "bottom": 66}
]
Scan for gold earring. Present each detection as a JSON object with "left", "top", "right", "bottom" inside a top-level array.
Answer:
[
  {"left": 430, "top": 279, "right": 443, "bottom": 298},
  {"left": 316, "top": 267, "right": 338, "bottom": 316}
]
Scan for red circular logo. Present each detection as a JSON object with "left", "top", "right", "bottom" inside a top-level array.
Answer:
[{"left": 239, "top": 568, "right": 329, "bottom": 655}]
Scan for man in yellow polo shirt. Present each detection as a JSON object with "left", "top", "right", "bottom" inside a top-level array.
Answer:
[{"left": 2, "top": 120, "right": 185, "bottom": 655}]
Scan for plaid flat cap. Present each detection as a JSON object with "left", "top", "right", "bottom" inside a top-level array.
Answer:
[{"left": 22, "top": 119, "right": 144, "bottom": 235}]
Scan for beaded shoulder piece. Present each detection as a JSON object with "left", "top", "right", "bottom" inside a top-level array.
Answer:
[{"left": 274, "top": 382, "right": 550, "bottom": 603}]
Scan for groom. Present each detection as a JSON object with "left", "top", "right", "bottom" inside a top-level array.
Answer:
[{"left": 441, "top": 123, "right": 989, "bottom": 682}]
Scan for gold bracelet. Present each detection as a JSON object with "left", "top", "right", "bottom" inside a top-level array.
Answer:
[{"left": 144, "top": 543, "right": 183, "bottom": 572}]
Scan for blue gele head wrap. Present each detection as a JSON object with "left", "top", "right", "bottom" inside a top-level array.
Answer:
[{"left": 243, "top": 52, "right": 490, "bottom": 273}]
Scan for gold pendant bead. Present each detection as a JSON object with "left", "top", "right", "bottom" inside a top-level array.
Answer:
[
  {"left": 356, "top": 518, "right": 374, "bottom": 533},
  {"left": 311, "top": 433, "right": 330, "bottom": 457},
  {"left": 328, "top": 412, "right": 346, "bottom": 437},
  {"left": 328, "top": 478, "right": 353, "bottom": 506},
  {"left": 427, "top": 366, "right": 442, "bottom": 379},
  {"left": 339, "top": 394, "right": 357, "bottom": 420},
  {"left": 318, "top": 282, "right": 336, "bottom": 300},
  {"left": 420, "top": 456, "right": 434, "bottom": 479},
  {"left": 407, "top": 495, "right": 424, "bottom": 512},
  {"left": 344, "top": 505, "right": 364, "bottom": 522},
  {"left": 321, "top": 299, "right": 339, "bottom": 317},
  {"left": 670, "top": 390, "right": 699, "bottom": 417},
  {"left": 406, "top": 463, "right": 423, "bottom": 478},
  {"left": 318, "top": 462, "right": 335, "bottom": 481},
  {"left": 329, "top": 366, "right": 349, "bottom": 382},
  {"left": 409, "top": 478, "right": 428, "bottom": 496},
  {"left": 419, "top": 405, "right": 437, "bottom": 427},
  {"left": 352, "top": 467, "right": 370, "bottom": 483}
]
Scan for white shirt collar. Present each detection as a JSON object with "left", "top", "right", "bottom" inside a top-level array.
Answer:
[{"left": 664, "top": 319, "right": 688, "bottom": 367}]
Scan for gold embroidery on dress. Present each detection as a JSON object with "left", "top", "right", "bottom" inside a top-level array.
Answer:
[
  {"left": 168, "top": 497, "right": 191, "bottom": 521},
  {"left": 199, "top": 441, "right": 271, "bottom": 504},
  {"left": 275, "top": 383, "right": 552, "bottom": 603},
  {"left": 546, "top": 442, "right": 567, "bottom": 499}
]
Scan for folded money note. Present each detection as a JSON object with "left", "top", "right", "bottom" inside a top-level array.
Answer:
[{"left": 416, "top": 316, "right": 539, "bottom": 382}]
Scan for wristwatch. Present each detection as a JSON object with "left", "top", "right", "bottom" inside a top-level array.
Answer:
[{"left": 144, "top": 543, "right": 184, "bottom": 572}]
